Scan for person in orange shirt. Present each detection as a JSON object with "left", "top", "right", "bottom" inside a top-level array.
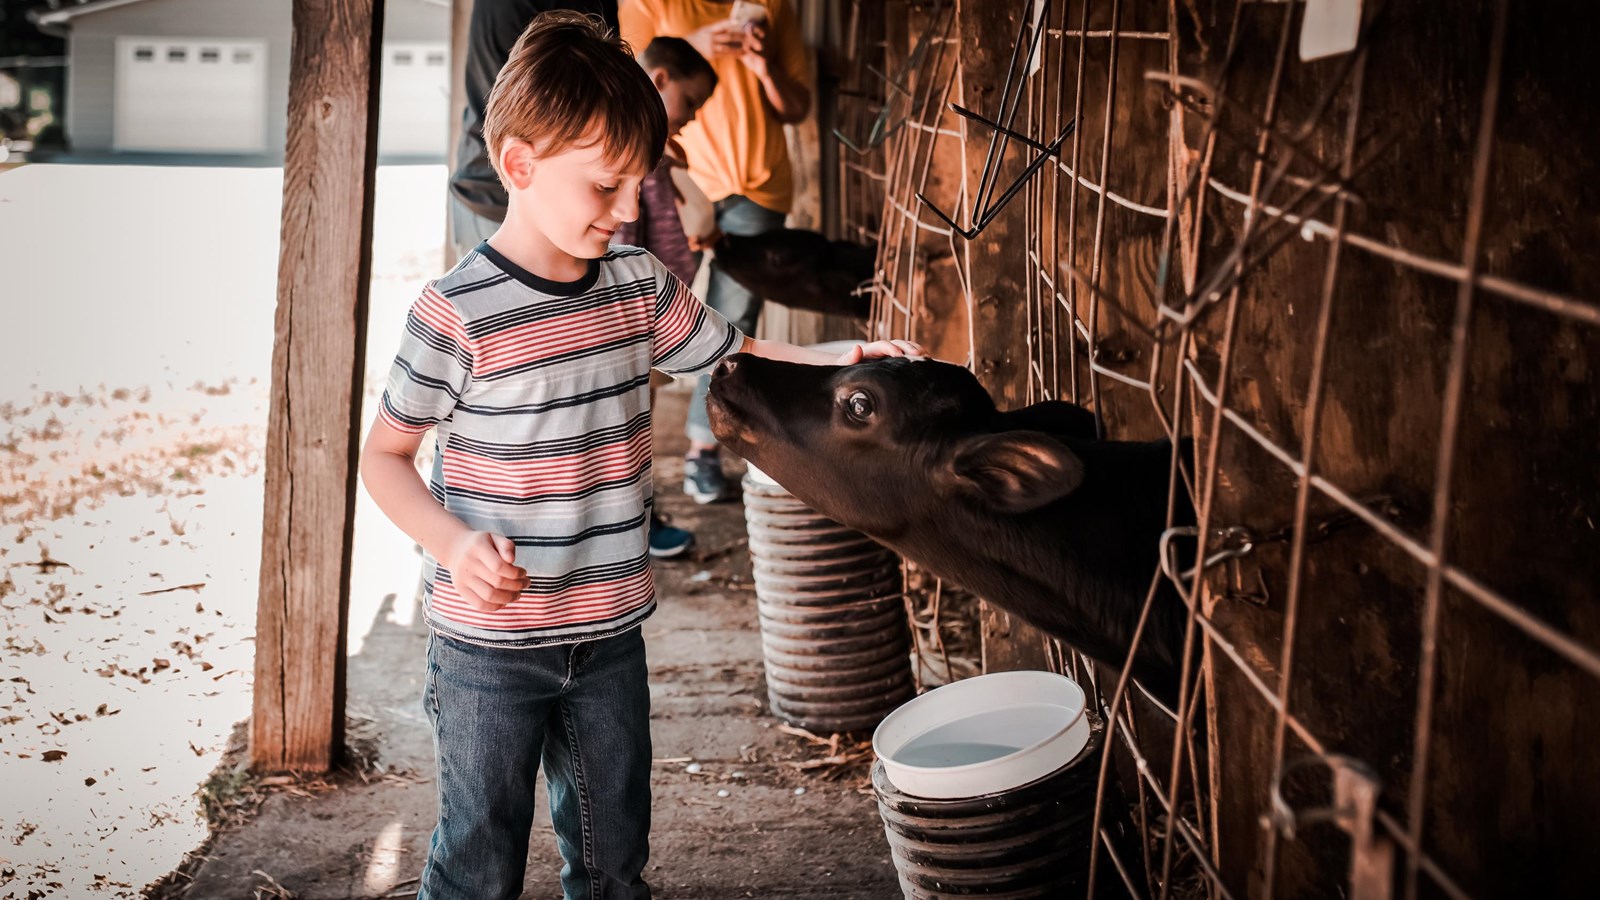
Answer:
[{"left": 620, "top": 0, "right": 811, "bottom": 504}]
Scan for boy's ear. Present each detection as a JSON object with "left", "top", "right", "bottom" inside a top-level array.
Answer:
[
  {"left": 649, "top": 66, "right": 671, "bottom": 91},
  {"left": 937, "top": 430, "right": 1085, "bottom": 514},
  {"left": 499, "top": 139, "right": 536, "bottom": 190}
]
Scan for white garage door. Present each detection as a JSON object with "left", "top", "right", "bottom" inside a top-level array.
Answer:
[
  {"left": 378, "top": 43, "right": 449, "bottom": 157},
  {"left": 114, "top": 37, "right": 267, "bottom": 153}
]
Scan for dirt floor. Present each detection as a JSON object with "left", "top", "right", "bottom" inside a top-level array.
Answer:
[
  {"left": 0, "top": 163, "right": 922, "bottom": 899},
  {"left": 0, "top": 162, "right": 432, "bottom": 898}
]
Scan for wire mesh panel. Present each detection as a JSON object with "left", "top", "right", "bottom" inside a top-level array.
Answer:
[
  {"left": 868, "top": 0, "right": 970, "bottom": 365},
  {"left": 826, "top": 0, "right": 892, "bottom": 247},
  {"left": 1158, "top": 1, "right": 1600, "bottom": 896},
  {"left": 841, "top": 0, "right": 1600, "bottom": 896}
]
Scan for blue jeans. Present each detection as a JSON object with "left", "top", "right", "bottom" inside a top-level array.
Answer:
[
  {"left": 419, "top": 628, "right": 653, "bottom": 900},
  {"left": 686, "top": 195, "right": 788, "bottom": 446}
]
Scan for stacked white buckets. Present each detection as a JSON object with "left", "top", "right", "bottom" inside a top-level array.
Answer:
[{"left": 742, "top": 464, "right": 916, "bottom": 734}]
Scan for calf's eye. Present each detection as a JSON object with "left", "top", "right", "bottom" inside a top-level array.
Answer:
[{"left": 846, "top": 391, "right": 874, "bottom": 421}]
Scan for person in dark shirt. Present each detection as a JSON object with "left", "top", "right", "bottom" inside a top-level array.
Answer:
[{"left": 449, "top": 0, "right": 618, "bottom": 243}]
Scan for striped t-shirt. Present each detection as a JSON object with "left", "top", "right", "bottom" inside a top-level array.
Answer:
[{"left": 378, "top": 242, "right": 743, "bottom": 647}]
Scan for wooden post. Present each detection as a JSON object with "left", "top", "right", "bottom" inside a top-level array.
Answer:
[
  {"left": 957, "top": 0, "right": 1052, "bottom": 673},
  {"left": 251, "top": 0, "right": 386, "bottom": 773},
  {"left": 785, "top": 0, "right": 827, "bottom": 233}
]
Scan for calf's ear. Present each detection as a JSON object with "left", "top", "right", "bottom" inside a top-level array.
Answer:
[{"left": 941, "top": 431, "right": 1085, "bottom": 513}]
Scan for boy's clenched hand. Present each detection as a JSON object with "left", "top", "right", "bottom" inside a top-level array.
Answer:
[{"left": 440, "top": 531, "right": 529, "bottom": 611}]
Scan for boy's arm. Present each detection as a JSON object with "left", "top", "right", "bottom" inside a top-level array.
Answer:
[
  {"left": 648, "top": 256, "right": 921, "bottom": 374},
  {"left": 740, "top": 335, "right": 923, "bottom": 366},
  {"left": 360, "top": 420, "right": 529, "bottom": 612}
]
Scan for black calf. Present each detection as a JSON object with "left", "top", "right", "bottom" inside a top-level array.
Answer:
[
  {"left": 708, "top": 354, "right": 1193, "bottom": 704},
  {"left": 713, "top": 229, "right": 875, "bottom": 320}
]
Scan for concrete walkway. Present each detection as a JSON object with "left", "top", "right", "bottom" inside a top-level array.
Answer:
[{"left": 175, "top": 389, "right": 900, "bottom": 899}]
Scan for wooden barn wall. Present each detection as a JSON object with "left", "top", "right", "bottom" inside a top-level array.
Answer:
[
  {"left": 1179, "top": 0, "right": 1600, "bottom": 895},
  {"left": 845, "top": 0, "right": 1600, "bottom": 894},
  {"left": 872, "top": 0, "right": 971, "bottom": 367}
]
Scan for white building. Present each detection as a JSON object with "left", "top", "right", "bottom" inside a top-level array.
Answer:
[{"left": 33, "top": 0, "right": 451, "bottom": 158}]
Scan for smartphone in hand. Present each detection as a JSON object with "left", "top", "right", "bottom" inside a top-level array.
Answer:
[{"left": 729, "top": 1, "right": 769, "bottom": 28}]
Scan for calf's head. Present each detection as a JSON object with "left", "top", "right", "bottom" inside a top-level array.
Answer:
[
  {"left": 713, "top": 230, "right": 876, "bottom": 319},
  {"left": 707, "top": 354, "right": 1088, "bottom": 536}
]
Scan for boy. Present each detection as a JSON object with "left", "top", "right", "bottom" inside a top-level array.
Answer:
[
  {"left": 614, "top": 35, "right": 720, "bottom": 559},
  {"left": 360, "top": 13, "right": 918, "bottom": 899},
  {"left": 446, "top": 1, "right": 695, "bottom": 558}
]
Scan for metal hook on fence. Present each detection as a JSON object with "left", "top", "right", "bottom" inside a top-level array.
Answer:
[
  {"left": 850, "top": 277, "right": 886, "bottom": 298},
  {"left": 1267, "top": 753, "right": 1379, "bottom": 839},
  {"left": 1266, "top": 753, "right": 1396, "bottom": 900},
  {"left": 1157, "top": 498, "right": 1400, "bottom": 606},
  {"left": 1159, "top": 524, "right": 1257, "bottom": 606}
]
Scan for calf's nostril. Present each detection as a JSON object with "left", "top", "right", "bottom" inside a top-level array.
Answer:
[{"left": 713, "top": 357, "right": 738, "bottom": 379}]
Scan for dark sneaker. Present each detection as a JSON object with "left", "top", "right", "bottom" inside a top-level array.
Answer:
[
  {"left": 682, "top": 450, "right": 730, "bottom": 504},
  {"left": 648, "top": 512, "right": 695, "bottom": 559}
]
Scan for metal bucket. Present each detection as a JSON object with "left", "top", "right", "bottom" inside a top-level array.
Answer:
[
  {"left": 873, "top": 709, "right": 1115, "bottom": 898},
  {"left": 742, "top": 471, "right": 914, "bottom": 734}
]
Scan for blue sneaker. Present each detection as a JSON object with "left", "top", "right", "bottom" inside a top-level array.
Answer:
[
  {"left": 648, "top": 512, "right": 695, "bottom": 559},
  {"left": 682, "top": 449, "right": 730, "bottom": 504}
]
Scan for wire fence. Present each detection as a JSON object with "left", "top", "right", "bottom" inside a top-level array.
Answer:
[{"left": 830, "top": 0, "right": 1600, "bottom": 896}]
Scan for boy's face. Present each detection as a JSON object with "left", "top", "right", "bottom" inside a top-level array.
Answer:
[
  {"left": 651, "top": 69, "right": 715, "bottom": 137},
  {"left": 508, "top": 138, "right": 648, "bottom": 260}
]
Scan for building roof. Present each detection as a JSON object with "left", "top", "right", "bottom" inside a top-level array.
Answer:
[
  {"left": 33, "top": 0, "right": 153, "bottom": 27},
  {"left": 32, "top": 0, "right": 446, "bottom": 27}
]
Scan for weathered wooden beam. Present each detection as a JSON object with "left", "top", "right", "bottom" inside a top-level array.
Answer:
[
  {"left": 957, "top": 0, "right": 1053, "bottom": 674},
  {"left": 251, "top": 0, "right": 386, "bottom": 773},
  {"left": 1185, "top": 1, "right": 1600, "bottom": 894}
]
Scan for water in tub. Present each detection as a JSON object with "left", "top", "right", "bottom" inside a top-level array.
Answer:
[{"left": 891, "top": 703, "right": 1073, "bottom": 767}]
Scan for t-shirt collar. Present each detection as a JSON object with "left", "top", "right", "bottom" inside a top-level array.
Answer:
[{"left": 477, "top": 241, "right": 600, "bottom": 296}]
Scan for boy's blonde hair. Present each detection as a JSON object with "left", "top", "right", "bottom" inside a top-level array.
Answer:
[{"left": 483, "top": 12, "right": 668, "bottom": 180}]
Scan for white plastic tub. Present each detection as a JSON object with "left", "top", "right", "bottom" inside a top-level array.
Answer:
[{"left": 872, "top": 670, "right": 1091, "bottom": 799}]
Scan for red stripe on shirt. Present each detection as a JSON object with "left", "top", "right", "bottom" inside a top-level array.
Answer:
[
  {"left": 430, "top": 571, "right": 655, "bottom": 630},
  {"left": 414, "top": 287, "right": 471, "bottom": 346},
  {"left": 475, "top": 302, "right": 651, "bottom": 376},
  {"left": 441, "top": 431, "right": 652, "bottom": 499}
]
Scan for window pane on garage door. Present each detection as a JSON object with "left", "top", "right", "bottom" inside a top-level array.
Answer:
[{"left": 378, "top": 42, "right": 448, "bottom": 158}]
